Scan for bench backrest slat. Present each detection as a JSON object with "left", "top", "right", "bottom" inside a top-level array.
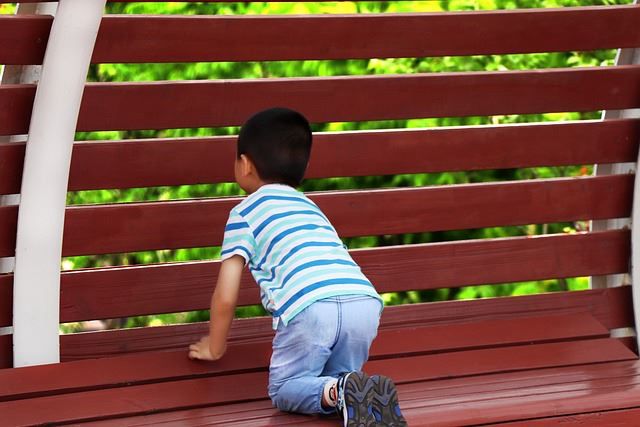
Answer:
[
  {"left": 53, "top": 286, "right": 634, "bottom": 363},
  {"left": 0, "top": 228, "right": 630, "bottom": 329},
  {"left": 3, "top": 66, "right": 640, "bottom": 136},
  {"left": 92, "top": 7, "right": 640, "bottom": 63},
  {"left": 1, "top": 119, "right": 638, "bottom": 195},
  {"left": 4, "top": 7, "right": 640, "bottom": 64},
  {"left": 79, "top": 67, "right": 640, "bottom": 131},
  {"left": 59, "top": 229, "right": 628, "bottom": 323},
  {"left": 0, "top": 174, "right": 631, "bottom": 258},
  {"left": 0, "top": 16, "right": 51, "bottom": 65}
]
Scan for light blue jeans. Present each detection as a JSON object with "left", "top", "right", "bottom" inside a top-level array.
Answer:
[{"left": 268, "top": 295, "right": 383, "bottom": 415}]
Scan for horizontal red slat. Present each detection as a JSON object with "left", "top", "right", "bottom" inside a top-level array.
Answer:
[
  {"left": 0, "top": 334, "right": 10, "bottom": 370},
  {"left": 402, "top": 364, "right": 640, "bottom": 426},
  {"left": 0, "top": 274, "right": 11, "bottom": 327},
  {"left": 55, "top": 175, "right": 634, "bottom": 257},
  {"left": 0, "top": 205, "right": 17, "bottom": 259},
  {"left": 47, "top": 230, "right": 630, "bottom": 324},
  {"left": 0, "top": 16, "right": 52, "bottom": 65},
  {"left": 499, "top": 407, "right": 640, "bottom": 426},
  {"left": 58, "top": 286, "right": 634, "bottom": 362},
  {"left": 0, "top": 141, "right": 25, "bottom": 195},
  {"left": 92, "top": 6, "right": 640, "bottom": 63},
  {"left": 75, "top": 66, "right": 640, "bottom": 132},
  {"left": 13, "top": 7, "right": 640, "bottom": 64},
  {"left": 369, "top": 313, "right": 610, "bottom": 359},
  {"left": 2, "top": 119, "right": 638, "bottom": 194},
  {"left": 1, "top": 338, "right": 635, "bottom": 425},
  {"left": 67, "top": 119, "right": 640, "bottom": 188},
  {"left": 366, "top": 338, "right": 637, "bottom": 384},
  {"left": 0, "top": 84, "right": 36, "bottom": 137},
  {"left": 0, "top": 175, "right": 630, "bottom": 258},
  {"left": 2, "top": 66, "right": 639, "bottom": 136},
  {"left": 0, "top": 312, "right": 609, "bottom": 400}
]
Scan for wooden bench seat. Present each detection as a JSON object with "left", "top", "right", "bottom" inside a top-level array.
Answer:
[
  {"left": 1, "top": 287, "right": 637, "bottom": 425},
  {"left": 1, "top": 315, "right": 637, "bottom": 425},
  {"left": 1, "top": 2, "right": 640, "bottom": 425},
  {"left": 73, "top": 359, "right": 640, "bottom": 427}
]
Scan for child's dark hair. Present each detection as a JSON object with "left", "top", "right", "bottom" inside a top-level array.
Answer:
[{"left": 237, "top": 107, "right": 312, "bottom": 187}]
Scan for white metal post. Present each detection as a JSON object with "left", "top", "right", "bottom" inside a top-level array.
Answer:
[
  {"left": 12, "top": 0, "right": 106, "bottom": 367},
  {"left": 632, "top": 141, "right": 640, "bottom": 352}
]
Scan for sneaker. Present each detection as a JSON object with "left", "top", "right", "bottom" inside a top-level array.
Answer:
[
  {"left": 336, "top": 371, "right": 375, "bottom": 427},
  {"left": 369, "top": 374, "right": 407, "bottom": 426}
]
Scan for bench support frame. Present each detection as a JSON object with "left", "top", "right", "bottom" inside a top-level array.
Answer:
[{"left": 12, "top": 0, "right": 105, "bottom": 367}]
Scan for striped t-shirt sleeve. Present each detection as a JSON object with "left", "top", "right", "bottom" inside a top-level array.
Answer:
[{"left": 220, "top": 208, "right": 255, "bottom": 265}]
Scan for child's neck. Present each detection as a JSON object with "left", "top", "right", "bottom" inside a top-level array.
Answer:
[{"left": 244, "top": 180, "right": 288, "bottom": 195}]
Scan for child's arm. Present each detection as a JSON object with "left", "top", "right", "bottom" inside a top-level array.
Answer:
[{"left": 188, "top": 255, "right": 245, "bottom": 361}]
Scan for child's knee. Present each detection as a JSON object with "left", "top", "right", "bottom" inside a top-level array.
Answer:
[
  {"left": 269, "top": 387, "right": 293, "bottom": 412},
  {"left": 268, "top": 383, "right": 284, "bottom": 409}
]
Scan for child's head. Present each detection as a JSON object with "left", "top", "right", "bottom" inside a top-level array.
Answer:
[{"left": 235, "top": 107, "right": 312, "bottom": 192}]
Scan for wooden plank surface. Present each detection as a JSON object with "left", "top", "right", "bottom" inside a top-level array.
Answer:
[
  {"left": 0, "top": 205, "right": 17, "bottom": 259},
  {"left": 498, "top": 407, "right": 640, "bottom": 426},
  {"left": 0, "top": 312, "right": 609, "bottom": 400},
  {"left": 3, "top": 119, "right": 638, "bottom": 194},
  {"left": 3, "top": 67, "right": 639, "bottom": 136},
  {"left": 0, "top": 141, "right": 25, "bottom": 195},
  {"left": 92, "top": 6, "right": 640, "bottom": 63},
  {"left": 75, "top": 66, "right": 640, "bottom": 132},
  {"left": 79, "top": 360, "right": 640, "bottom": 427},
  {"left": 0, "top": 334, "right": 11, "bottom": 370},
  {"left": 1, "top": 338, "right": 635, "bottom": 426},
  {"left": 365, "top": 338, "right": 637, "bottom": 383},
  {"left": 0, "top": 274, "right": 11, "bottom": 327},
  {"left": 3, "top": 119, "right": 630, "bottom": 193},
  {"left": 0, "top": 84, "right": 35, "bottom": 137},
  {"left": 0, "top": 15, "right": 51, "bottom": 65},
  {"left": 47, "top": 230, "right": 629, "bottom": 324},
  {"left": 58, "top": 286, "right": 634, "bottom": 362},
  {"left": 51, "top": 175, "right": 633, "bottom": 257},
  {"left": 402, "top": 371, "right": 640, "bottom": 426}
]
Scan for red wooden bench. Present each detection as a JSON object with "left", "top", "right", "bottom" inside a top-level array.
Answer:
[{"left": 1, "top": 1, "right": 640, "bottom": 425}]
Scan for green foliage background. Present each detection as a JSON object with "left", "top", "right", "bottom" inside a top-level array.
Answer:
[{"left": 3, "top": 0, "right": 632, "bottom": 331}]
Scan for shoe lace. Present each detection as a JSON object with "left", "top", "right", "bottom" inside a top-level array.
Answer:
[{"left": 336, "top": 374, "right": 347, "bottom": 415}]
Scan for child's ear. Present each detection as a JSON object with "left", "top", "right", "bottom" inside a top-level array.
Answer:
[{"left": 239, "top": 154, "right": 256, "bottom": 177}]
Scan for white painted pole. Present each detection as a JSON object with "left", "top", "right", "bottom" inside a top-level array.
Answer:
[
  {"left": 631, "top": 140, "right": 640, "bottom": 351},
  {"left": 0, "top": 2, "right": 58, "bottom": 277},
  {"left": 12, "top": 0, "right": 106, "bottom": 367}
]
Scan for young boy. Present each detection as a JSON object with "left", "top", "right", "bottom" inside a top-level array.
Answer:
[{"left": 188, "top": 108, "right": 407, "bottom": 426}]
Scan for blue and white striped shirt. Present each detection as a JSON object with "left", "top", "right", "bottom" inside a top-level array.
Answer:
[{"left": 221, "top": 184, "right": 382, "bottom": 329}]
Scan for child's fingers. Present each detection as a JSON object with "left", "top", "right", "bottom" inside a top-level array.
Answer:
[{"left": 188, "top": 343, "right": 201, "bottom": 360}]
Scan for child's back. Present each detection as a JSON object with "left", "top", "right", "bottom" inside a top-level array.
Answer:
[{"left": 222, "top": 183, "right": 381, "bottom": 329}]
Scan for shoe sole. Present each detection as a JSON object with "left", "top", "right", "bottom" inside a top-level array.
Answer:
[
  {"left": 342, "top": 371, "right": 376, "bottom": 427},
  {"left": 369, "top": 375, "right": 408, "bottom": 427}
]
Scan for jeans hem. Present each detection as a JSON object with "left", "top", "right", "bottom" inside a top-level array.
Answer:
[{"left": 316, "top": 378, "right": 336, "bottom": 416}]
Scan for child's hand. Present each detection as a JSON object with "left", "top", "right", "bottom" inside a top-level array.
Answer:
[{"left": 188, "top": 336, "right": 223, "bottom": 361}]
